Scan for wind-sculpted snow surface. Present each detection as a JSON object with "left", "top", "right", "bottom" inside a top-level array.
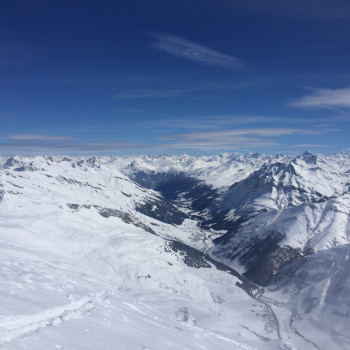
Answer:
[{"left": 0, "top": 152, "right": 350, "bottom": 349}]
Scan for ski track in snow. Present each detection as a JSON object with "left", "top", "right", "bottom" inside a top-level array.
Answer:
[{"left": 0, "top": 292, "right": 105, "bottom": 346}]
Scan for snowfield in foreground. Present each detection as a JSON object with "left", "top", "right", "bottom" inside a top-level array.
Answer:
[
  {"left": 0, "top": 157, "right": 272, "bottom": 350},
  {"left": 0, "top": 153, "right": 349, "bottom": 349}
]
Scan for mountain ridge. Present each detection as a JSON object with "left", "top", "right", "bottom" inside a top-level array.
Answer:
[{"left": 0, "top": 151, "right": 349, "bottom": 349}]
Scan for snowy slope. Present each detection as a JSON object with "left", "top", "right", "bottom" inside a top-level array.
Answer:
[
  {"left": 0, "top": 156, "right": 281, "bottom": 350},
  {"left": 209, "top": 152, "right": 350, "bottom": 281},
  {"left": 213, "top": 152, "right": 350, "bottom": 225},
  {"left": 211, "top": 194, "right": 350, "bottom": 276},
  {"left": 205, "top": 153, "right": 350, "bottom": 350},
  {"left": 262, "top": 244, "right": 350, "bottom": 350},
  {"left": 1, "top": 153, "right": 350, "bottom": 350}
]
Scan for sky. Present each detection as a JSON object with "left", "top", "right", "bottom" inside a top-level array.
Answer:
[{"left": 1, "top": 0, "right": 350, "bottom": 156}]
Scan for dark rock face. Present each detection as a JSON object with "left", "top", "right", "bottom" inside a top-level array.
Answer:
[
  {"left": 57, "top": 176, "right": 102, "bottom": 190},
  {"left": 167, "top": 241, "right": 212, "bottom": 268},
  {"left": 98, "top": 207, "right": 133, "bottom": 221},
  {"left": 3, "top": 157, "right": 21, "bottom": 168},
  {"left": 44, "top": 156, "right": 54, "bottom": 162},
  {"left": 238, "top": 231, "right": 286, "bottom": 269},
  {"left": 3, "top": 158, "right": 36, "bottom": 172},
  {"left": 244, "top": 244, "right": 303, "bottom": 286},
  {"left": 213, "top": 228, "right": 303, "bottom": 286},
  {"left": 14, "top": 165, "right": 34, "bottom": 172},
  {"left": 66, "top": 203, "right": 157, "bottom": 235},
  {"left": 298, "top": 151, "right": 317, "bottom": 165},
  {"left": 166, "top": 240, "right": 258, "bottom": 294},
  {"left": 67, "top": 203, "right": 80, "bottom": 210},
  {"left": 86, "top": 157, "right": 100, "bottom": 168},
  {"left": 136, "top": 199, "right": 188, "bottom": 225},
  {"left": 97, "top": 207, "right": 157, "bottom": 235}
]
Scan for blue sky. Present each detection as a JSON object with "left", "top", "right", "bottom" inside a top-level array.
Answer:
[{"left": 1, "top": 0, "right": 350, "bottom": 155}]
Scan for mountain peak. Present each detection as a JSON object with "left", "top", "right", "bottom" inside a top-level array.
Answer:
[
  {"left": 298, "top": 150, "right": 317, "bottom": 164},
  {"left": 302, "top": 150, "right": 313, "bottom": 156}
]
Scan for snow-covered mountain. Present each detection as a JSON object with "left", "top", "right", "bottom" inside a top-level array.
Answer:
[
  {"left": 216, "top": 151, "right": 350, "bottom": 223},
  {"left": 119, "top": 152, "right": 287, "bottom": 188},
  {"left": 0, "top": 152, "right": 349, "bottom": 350},
  {"left": 212, "top": 193, "right": 350, "bottom": 277}
]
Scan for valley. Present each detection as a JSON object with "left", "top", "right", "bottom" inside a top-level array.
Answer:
[{"left": 0, "top": 152, "right": 349, "bottom": 349}]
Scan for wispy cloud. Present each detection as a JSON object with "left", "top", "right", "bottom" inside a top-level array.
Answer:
[
  {"left": 6, "top": 134, "right": 76, "bottom": 141},
  {"left": 151, "top": 34, "right": 246, "bottom": 70},
  {"left": 156, "top": 127, "right": 334, "bottom": 151},
  {"left": 0, "top": 127, "right": 335, "bottom": 155},
  {"left": 0, "top": 140, "right": 140, "bottom": 156},
  {"left": 290, "top": 87, "right": 350, "bottom": 109},
  {"left": 153, "top": 140, "right": 278, "bottom": 151},
  {"left": 113, "top": 88, "right": 184, "bottom": 100},
  {"left": 290, "top": 144, "right": 331, "bottom": 148},
  {"left": 0, "top": 139, "right": 275, "bottom": 155},
  {"left": 160, "top": 128, "right": 326, "bottom": 142},
  {"left": 142, "top": 115, "right": 331, "bottom": 131}
]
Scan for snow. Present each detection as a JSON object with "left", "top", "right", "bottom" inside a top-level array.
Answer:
[
  {"left": 213, "top": 194, "right": 350, "bottom": 260},
  {"left": 265, "top": 245, "right": 350, "bottom": 350},
  {"left": 116, "top": 152, "right": 287, "bottom": 188},
  {"left": 0, "top": 156, "right": 277, "bottom": 350},
  {"left": 218, "top": 153, "right": 350, "bottom": 223},
  {"left": 1, "top": 152, "right": 350, "bottom": 350}
]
